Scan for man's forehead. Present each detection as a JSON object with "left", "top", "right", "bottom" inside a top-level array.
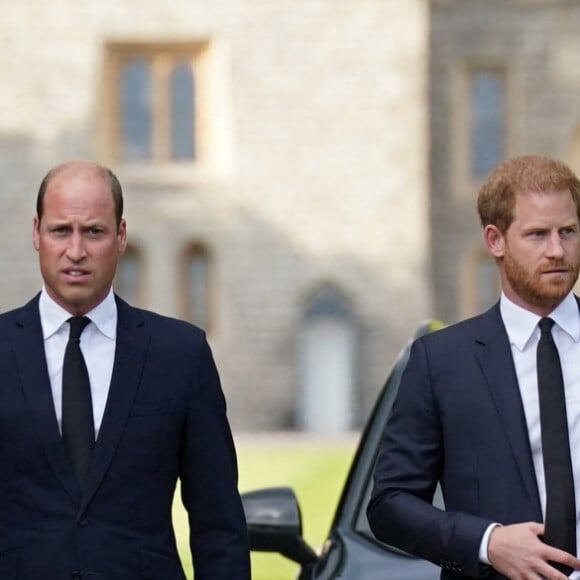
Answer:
[
  {"left": 512, "top": 188, "right": 575, "bottom": 208},
  {"left": 42, "top": 172, "right": 115, "bottom": 217},
  {"left": 510, "top": 188, "right": 578, "bottom": 222}
]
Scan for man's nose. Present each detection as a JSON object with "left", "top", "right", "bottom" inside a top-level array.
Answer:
[
  {"left": 66, "top": 233, "right": 86, "bottom": 260},
  {"left": 546, "top": 232, "right": 565, "bottom": 257}
]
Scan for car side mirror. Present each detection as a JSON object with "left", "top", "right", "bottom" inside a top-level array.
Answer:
[{"left": 241, "top": 487, "right": 318, "bottom": 566}]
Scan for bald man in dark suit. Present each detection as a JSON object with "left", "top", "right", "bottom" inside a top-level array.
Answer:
[{"left": 0, "top": 160, "right": 250, "bottom": 579}]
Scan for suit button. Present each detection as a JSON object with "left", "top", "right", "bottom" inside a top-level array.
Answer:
[
  {"left": 78, "top": 516, "right": 88, "bottom": 526},
  {"left": 72, "top": 572, "right": 82, "bottom": 579}
]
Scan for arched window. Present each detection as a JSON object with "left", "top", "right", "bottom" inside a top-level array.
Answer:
[
  {"left": 297, "top": 284, "right": 356, "bottom": 433},
  {"left": 182, "top": 243, "right": 212, "bottom": 331},
  {"left": 114, "top": 244, "right": 143, "bottom": 306}
]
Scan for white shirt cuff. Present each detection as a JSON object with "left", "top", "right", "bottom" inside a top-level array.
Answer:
[{"left": 479, "top": 523, "right": 501, "bottom": 564}]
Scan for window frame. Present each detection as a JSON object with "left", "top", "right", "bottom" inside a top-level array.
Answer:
[
  {"left": 451, "top": 59, "right": 515, "bottom": 198},
  {"left": 103, "top": 41, "right": 210, "bottom": 166}
]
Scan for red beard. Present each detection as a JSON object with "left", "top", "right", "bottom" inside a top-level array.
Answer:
[{"left": 502, "top": 250, "right": 580, "bottom": 311}]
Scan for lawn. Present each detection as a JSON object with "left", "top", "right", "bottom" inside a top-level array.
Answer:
[{"left": 173, "top": 433, "right": 358, "bottom": 580}]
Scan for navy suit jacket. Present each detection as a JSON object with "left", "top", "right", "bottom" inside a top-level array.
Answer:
[
  {"left": 368, "top": 302, "right": 551, "bottom": 579},
  {"left": 0, "top": 295, "right": 250, "bottom": 580}
]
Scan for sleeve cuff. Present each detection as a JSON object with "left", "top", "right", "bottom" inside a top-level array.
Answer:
[{"left": 478, "top": 523, "right": 501, "bottom": 564}]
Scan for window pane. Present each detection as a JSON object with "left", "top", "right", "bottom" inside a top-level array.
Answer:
[
  {"left": 120, "top": 58, "right": 152, "bottom": 161},
  {"left": 187, "top": 249, "right": 209, "bottom": 329},
  {"left": 114, "top": 248, "right": 141, "bottom": 305},
  {"left": 470, "top": 70, "right": 505, "bottom": 177},
  {"left": 170, "top": 61, "right": 195, "bottom": 160}
]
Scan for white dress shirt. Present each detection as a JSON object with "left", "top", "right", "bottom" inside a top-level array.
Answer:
[
  {"left": 480, "top": 292, "right": 580, "bottom": 575},
  {"left": 39, "top": 288, "right": 117, "bottom": 439}
]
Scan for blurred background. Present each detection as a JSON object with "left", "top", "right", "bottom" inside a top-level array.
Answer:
[
  {"left": 7, "top": 0, "right": 580, "bottom": 433},
  {"left": 5, "top": 0, "right": 580, "bottom": 435},
  {"left": 2, "top": 0, "right": 580, "bottom": 574}
]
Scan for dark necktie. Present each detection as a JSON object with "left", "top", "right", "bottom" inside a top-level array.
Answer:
[
  {"left": 537, "top": 317, "right": 576, "bottom": 574},
  {"left": 62, "top": 316, "right": 94, "bottom": 489}
]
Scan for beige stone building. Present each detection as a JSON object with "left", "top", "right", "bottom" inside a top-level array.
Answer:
[
  {"left": 430, "top": 0, "right": 580, "bottom": 324},
  {"left": 0, "top": 1, "right": 431, "bottom": 431},
  {"left": 5, "top": 0, "right": 580, "bottom": 432}
]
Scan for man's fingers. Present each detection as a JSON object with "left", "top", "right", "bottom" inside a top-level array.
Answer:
[{"left": 488, "top": 522, "right": 580, "bottom": 579}]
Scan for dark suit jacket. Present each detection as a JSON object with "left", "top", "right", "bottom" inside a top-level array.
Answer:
[
  {"left": 0, "top": 295, "right": 250, "bottom": 580},
  {"left": 367, "top": 302, "right": 549, "bottom": 579}
]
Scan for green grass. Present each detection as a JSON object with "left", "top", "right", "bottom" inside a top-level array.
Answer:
[{"left": 173, "top": 435, "right": 357, "bottom": 580}]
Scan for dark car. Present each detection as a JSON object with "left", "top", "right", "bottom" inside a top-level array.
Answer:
[{"left": 242, "top": 321, "right": 445, "bottom": 579}]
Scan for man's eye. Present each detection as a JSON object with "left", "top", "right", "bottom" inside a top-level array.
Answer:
[{"left": 89, "top": 228, "right": 104, "bottom": 235}]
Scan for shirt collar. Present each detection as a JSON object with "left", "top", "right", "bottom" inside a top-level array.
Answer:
[
  {"left": 500, "top": 291, "right": 580, "bottom": 351},
  {"left": 38, "top": 288, "right": 118, "bottom": 340}
]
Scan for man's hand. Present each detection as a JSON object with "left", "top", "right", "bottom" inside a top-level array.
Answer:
[{"left": 488, "top": 522, "right": 580, "bottom": 579}]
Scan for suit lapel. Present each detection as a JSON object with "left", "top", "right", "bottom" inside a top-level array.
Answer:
[
  {"left": 81, "top": 297, "right": 150, "bottom": 509},
  {"left": 12, "top": 296, "right": 80, "bottom": 502},
  {"left": 475, "top": 304, "right": 542, "bottom": 517}
]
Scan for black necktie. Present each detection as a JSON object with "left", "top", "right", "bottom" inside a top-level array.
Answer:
[
  {"left": 537, "top": 317, "right": 576, "bottom": 574},
  {"left": 62, "top": 316, "right": 94, "bottom": 489}
]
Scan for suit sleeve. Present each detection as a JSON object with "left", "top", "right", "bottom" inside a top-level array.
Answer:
[
  {"left": 179, "top": 335, "right": 251, "bottom": 580},
  {"left": 367, "top": 337, "right": 493, "bottom": 578}
]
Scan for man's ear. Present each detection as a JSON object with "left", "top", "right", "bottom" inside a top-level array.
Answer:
[
  {"left": 484, "top": 224, "right": 505, "bottom": 259},
  {"left": 117, "top": 219, "right": 127, "bottom": 254}
]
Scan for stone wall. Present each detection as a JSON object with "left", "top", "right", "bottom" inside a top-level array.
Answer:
[{"left": 0, "top": 0, "right": 430, "bottom": 430}]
